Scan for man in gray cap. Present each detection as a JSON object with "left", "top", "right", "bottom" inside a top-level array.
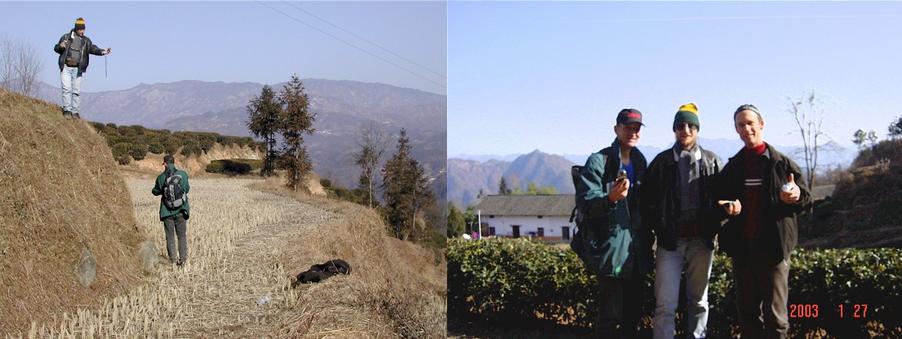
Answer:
[{"left": 717, "top": 104, "right": 810, "bottom": 338}]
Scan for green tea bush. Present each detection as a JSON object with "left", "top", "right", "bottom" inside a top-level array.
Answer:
[
  {"left": 128, "top": 143, "right": 148, "bottom": 161},
  {"left": 110, "top": 142, "right": 132, "bottom": 165},
  {"left": 89, "top": 122, "right": 259, "bottom": 160},
  {"left": 205, "top": 159, "right": 260, "bottom": 176},
  {"left": 319, "top": 178, "right": 365, "bottom": 205},
  {"left": 448, "top": 238, "right": 902, "bottom": 337},
  {"left": 180, "top": 142, "right": 202, "bottom": 157},
  {"left": 147, "top": 142, "right": 165, "bottom": 154}
]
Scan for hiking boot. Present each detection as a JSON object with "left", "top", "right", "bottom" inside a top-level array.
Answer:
[
  {"left": 73, "top": 113, "right": 81, "bottom": 119},
  {"left": 62, "top": 110, "right": 72, "bottom": 119}
]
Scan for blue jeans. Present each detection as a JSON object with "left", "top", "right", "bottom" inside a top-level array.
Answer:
[
  {"left": 60, "top": 66, "right": 82, "bottom": 114},
  {"left": 653, "top": 237, "right": 714, "bottom": 339}
]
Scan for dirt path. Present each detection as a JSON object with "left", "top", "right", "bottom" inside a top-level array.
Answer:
[{"left": 16, "top": 178, "right": 337, "bottom": 337}]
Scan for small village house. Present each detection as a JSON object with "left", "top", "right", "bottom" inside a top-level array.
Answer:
[{"left": 474, "top": 194, "right": 575, "bottom": 242}]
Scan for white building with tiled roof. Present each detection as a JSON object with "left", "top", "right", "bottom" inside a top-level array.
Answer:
[{"left": 474, "top": 194, "right": 576, "bottom": 242}]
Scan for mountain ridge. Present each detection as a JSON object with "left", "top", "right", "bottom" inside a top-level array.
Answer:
[
  {"left": 33, "top": 79, "right": 446, "bottom": 196},
  {"left": 448, "top": 139, "right": 856, "bottom": 208}
]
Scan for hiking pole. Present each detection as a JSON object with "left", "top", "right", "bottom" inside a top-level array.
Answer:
[{"left": 104, "top": 54, "right": 108, "bottom": 78}]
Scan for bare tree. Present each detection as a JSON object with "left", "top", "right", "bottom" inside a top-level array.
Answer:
[
  {"left": 354, "top": 122, "right": 388, "bottom": 208},
  {"left": 0, "top": 35, "right": 43, "bottom": 97},
  {"left": 787, "top": 91, "right": 828, "bottom": 188},
  {"left": 16, "top": 42, "right": 42, "bottom": 97},
  {"left": 1, "top": 36, "right": 17, "bottom": 91}
]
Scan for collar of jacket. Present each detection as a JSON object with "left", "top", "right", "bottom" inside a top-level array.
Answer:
[
  {"left": 672, "top": 142, "right": 702, "bottom": 162},
  {"left": 605, "top": 138, "right": 644, "bottom": 161},
  {"left": 729, "top": 142, "right": 777, "bottom": 164}
]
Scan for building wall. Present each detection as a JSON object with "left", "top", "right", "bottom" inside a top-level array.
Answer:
[{"left": 481, "top": 215, "right": 574, "bottom": 242}]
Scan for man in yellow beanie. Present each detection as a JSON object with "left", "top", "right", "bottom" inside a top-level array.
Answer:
[
  {"left": 53, "top": 17, "right": 110, "bottom": 119},
  {"left": 639, "top": 103, "right": 725, "bottom": 338}
]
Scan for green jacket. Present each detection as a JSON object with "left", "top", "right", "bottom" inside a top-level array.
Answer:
[
  {"left": 573, "top": 139, "right": 649, "bottom": 279},
  {"left": 152, "top": 165, "right": 190, "bottom": 221}
]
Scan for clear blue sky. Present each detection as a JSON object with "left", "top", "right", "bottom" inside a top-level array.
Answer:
[
  {"left": 0, "top": 1, "right": 446, "bottom": 94},
  {"left": 448, "top": 2, "right": 902, "bottom": 156}
]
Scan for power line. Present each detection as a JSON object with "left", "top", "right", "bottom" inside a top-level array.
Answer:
[
  {"left": 281, "top": 0, "right": 446, "bottom": 80},
  {"left": 255, "top": 1, "right": 445, "bottom": 90}
]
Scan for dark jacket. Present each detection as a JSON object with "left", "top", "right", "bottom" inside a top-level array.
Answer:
[
  {"left": 54, "top": 30, "right": 104, "bottom": 76},
  {"left": 639, "top": 145, "right": 725, "bottom": 251},
  {"left": 152, "top": 165, "right": 191, "bottom": 221},
  {"left": 717, "top": 143, "right": 811, "bottom": 263},
  {"left": 574, "top": 139, "right": 649, "bottom": 279}
]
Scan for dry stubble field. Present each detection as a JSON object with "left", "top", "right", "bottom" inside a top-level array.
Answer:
[{"left": 9, "top": 177, "right": 338, "bottom": 337}]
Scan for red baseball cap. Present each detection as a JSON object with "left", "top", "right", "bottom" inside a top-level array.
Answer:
[{"left": 616, "top": 108, "right": 644, "bottom": 126}]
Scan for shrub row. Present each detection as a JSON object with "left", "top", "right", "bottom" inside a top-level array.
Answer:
[
  {"left": 90, "top": 122, "right": 264, "bottom": 163},
  {"left": 448, "top": 238, "right": 902, "bottom": 337},
  {"left": 205, "top": 159, "right": 262, "bottom": 176},
  {"left": 319, "top": 178, "right": 366, "bottom": 205}
]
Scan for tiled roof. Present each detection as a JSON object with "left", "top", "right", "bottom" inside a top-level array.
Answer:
[{"left": 474, "top": 194, "right": 575, "bottom": 217}]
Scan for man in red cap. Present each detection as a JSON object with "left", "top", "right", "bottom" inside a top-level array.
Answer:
[
  {"left": 573, "top": 108, "right": 650, "bottom": 338},
  {"left": 53, "top": 17, "right": 110, "bottom": 119}
]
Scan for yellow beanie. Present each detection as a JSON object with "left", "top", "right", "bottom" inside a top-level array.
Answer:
[{"left": 673, "top": 102, "right": 700, "bottom": 130}]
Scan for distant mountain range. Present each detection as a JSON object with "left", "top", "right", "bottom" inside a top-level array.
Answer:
[
  {"left": 448, "top": 138, "right": 857, "bottom": 208},
  {"left": 33, "top": 80, "right": 446, "bottom": 198}
]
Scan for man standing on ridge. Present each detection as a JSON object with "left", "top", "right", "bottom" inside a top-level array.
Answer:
[
  {"left": 53, "top": 17, "right": 110, "bottom": 119},
  {"left": 152, "top": 155, "right": 191, "bottom": 267},
  {"left": 573, "top": 108, "right": 649, "bottom": 338},
  {"left": 640, "top": 103, "right": 725, "bottom": 339}
]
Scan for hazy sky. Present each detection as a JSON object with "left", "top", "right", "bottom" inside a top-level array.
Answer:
[
  {"left": 448, "top": 2, "right": 902, "bottom": 156},
  {"left": 1, "top": 1, "right": 446, "bottom": 94}
]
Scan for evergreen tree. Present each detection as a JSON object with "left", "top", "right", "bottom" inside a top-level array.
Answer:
[
  {"left": 464, "top": 206, "right": 477, "bottom": 234},
  {"left": 889, "top": 115, "right": 902, "bottom": 139},
  {"left": 447, "top": 203, "right": 466, "bottom": 238},
  {"left": 498, "top": 176, "right": 511, "bottom": 195},
  {"left": 381, "top": 129, "right": 435, "bottom": 240},
  {"left": 246, "top": 85, "right": 281, "bottom": 176},
  {"left": 853, "top": 129, "right": 867, "bottom": 150},
  {"left": 278, "top": 74, "right": 316, "bottom": 191}
]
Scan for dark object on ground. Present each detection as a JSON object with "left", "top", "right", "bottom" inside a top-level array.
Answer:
[{"left": 293, "top": 259, "right": 351, "bottom": 286}]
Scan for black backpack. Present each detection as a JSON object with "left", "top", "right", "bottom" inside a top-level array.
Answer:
[
  {"left": 163, "top": 171, "right": 186, "bottom": 209},
  {"left": 569, "top": 164, "right": 591, "bottom": 262},
  {"left": 569, "top": 153, "right": 616, "bottom": 276}
]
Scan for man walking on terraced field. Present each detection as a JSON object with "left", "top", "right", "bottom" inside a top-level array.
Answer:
[
  {"left": 640, "top": 103, "right": 725, "bottom": 339},
  {"left": 152, "top": 155, "right": 190, "bottom": 267},
  {"left": 53, "top": 17, "right": 110, "bottom": 119},
  {"left": 718, "top": 104, "right": 811, "bottom": 338}
]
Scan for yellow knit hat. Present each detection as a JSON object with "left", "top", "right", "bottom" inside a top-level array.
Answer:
[
  {"left": 74, "top": 17, "right": 86, "bottom": 30},
  {"left": 673, "top": 102, "right": 700, "bottom": 130}
]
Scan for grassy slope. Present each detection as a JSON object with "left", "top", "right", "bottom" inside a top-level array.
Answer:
[
  {"left": 0, "top": 89, "right": 144, "bottom": 332},
  {"left": 253, "top": 178, "right": 447, "bottom": 338}
]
